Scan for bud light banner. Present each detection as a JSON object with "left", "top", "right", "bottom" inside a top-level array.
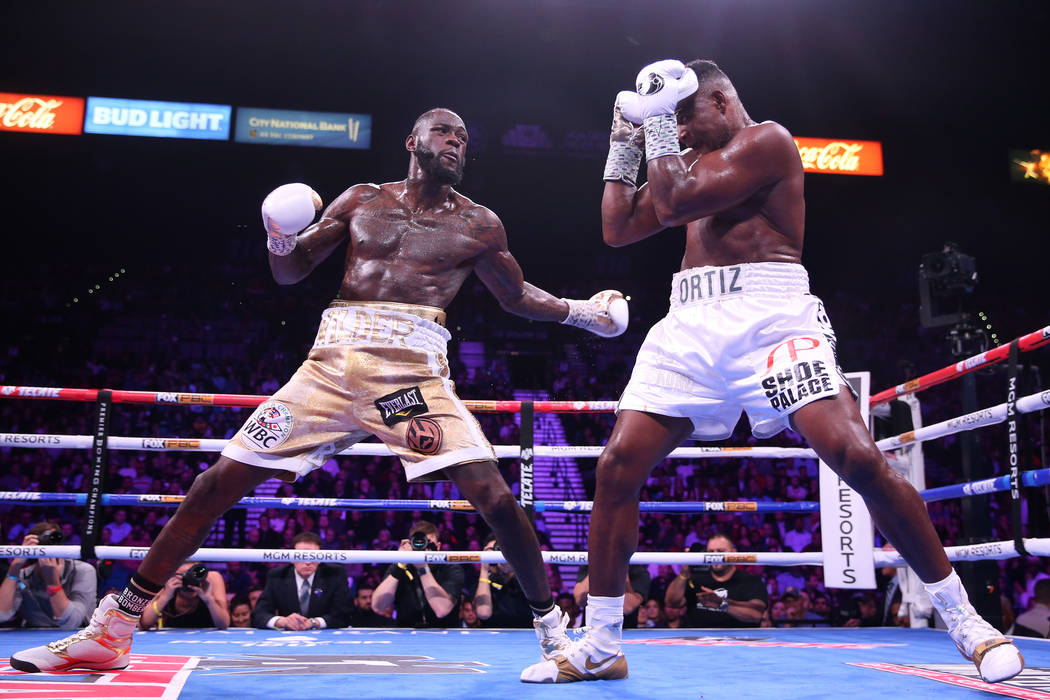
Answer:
[
  {"left": 0, "top": 92, "right": 85, "bottom": 135},
  {"left": 84, "top": 97, "right": 231, "bottom": 140},
  {"left": 235, "top": 107, "right": 371, "bottom": 149}
]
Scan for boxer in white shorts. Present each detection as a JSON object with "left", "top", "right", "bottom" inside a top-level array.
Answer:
[
  {"left": 523, "top": 59, "right": 1022, "bottom": 684},
  {"left": 619, "top": 262, "right": 849, "bottom": 441},
  {"left": 12, "top": 108, "right": 628, "bottom": 675}
]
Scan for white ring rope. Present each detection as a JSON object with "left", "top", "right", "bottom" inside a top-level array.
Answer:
[
  {"left": 2, "top": 385, "right": 1047, "bottom": 459},
  {"left": 2, "top": 538, "right": 1047, "bottom": 567}
]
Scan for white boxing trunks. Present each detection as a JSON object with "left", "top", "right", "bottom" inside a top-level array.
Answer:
[
  {"left": 618, "top": 262, "right": 848, "bottom": 440},
  {"left": 221, "top": 300, "right": 496, "bottom": 482}
]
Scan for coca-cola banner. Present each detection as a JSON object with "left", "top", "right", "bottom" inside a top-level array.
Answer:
[
  {"left": 0, "top": 92, "right": 85, "bottom": 135},
  {"left": 84, "top": 96, "right": 231, "bottom": 140},
  {"left": 794, "top": 137, "right": 883, "bottom": 176}
]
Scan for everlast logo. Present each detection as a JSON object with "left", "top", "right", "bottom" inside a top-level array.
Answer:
[
  {"left": 678, "top": 266, "right": 743, "bottom": 305},
  {"left": 374, "top": 387, "right": 428, "bottom": 427},
  {"left": 761, "top": 360, "right": 834, "bottom": 411}
]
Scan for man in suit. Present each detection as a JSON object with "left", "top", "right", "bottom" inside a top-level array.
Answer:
[{"left": 251, "top": 531, "right": 353, "bottom": 630}]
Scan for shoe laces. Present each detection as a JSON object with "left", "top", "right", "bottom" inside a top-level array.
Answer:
[
  {"left": 948, "top": 606, "right": 997, "bottom": 655},
  {"left": 46, "top": 625, "right": 101, "bottom": 654}
]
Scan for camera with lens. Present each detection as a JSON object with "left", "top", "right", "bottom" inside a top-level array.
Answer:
[
  {"left": 410, "top": 532, "right": 437, "bottom": 552},
  {"left": 39, "top": 530, "right": 65, "bottom": 546},
  {"left": 181, "top": 564, "right": 209, "bottom": 589}
]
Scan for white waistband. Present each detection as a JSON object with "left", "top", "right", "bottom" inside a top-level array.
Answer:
[
  {"left": 313, "top": 305, "right": 452, "bottom": 353},
  {"left": 669, "top": 263, "right": 810, "bottom": 310}
]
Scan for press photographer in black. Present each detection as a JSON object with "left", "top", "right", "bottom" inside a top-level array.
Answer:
[
  {"left": 372, "top": 521, "right": 464, "bottom": 627},
  {"left": 139, "top": 562, "right": 229, "bottom": 629},
  {"left": 664, "top": 535, "right": 767, "bottom": 628},
  {"left": 474, "top": 535, "right": 533, "bottom": 628},
  {"left": 0, "top": 523, "right": 97, "bottom": 630}
]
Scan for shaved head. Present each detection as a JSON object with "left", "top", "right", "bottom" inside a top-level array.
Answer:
[{"left": 411, "top": 108, "right": 465, "bottom": 137}]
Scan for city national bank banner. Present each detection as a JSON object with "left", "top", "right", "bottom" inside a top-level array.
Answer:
[
  {"left": 84, "top": 97, "right": 231, "bottom": 140},
  {"left": 0, "top": 92, "right": 85, "bottom": 134},
  {"left": 235, "top": 107, "right": 371, "bottom": 149}
]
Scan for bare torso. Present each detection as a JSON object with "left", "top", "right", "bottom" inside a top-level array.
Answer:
[
  {"left": 322, "top": 181, "right": 500, "bottom": 308},
  {"left": 678, "top": 123, "right": 806, "bottom": 270}
]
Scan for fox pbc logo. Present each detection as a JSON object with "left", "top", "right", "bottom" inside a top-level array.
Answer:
[
  {"left": 240, "top": 400, "right": 293, "bottom": 449},
  {"left": 407, "top": 417, "right": 442, "bottom": 455},
  {"left": 375, "top": 387, "right": 428, "bottom": 427}
]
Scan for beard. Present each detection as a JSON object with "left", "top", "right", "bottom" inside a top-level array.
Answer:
[{"left": 416, "top": 143, "right": 464, "bottom": 185}]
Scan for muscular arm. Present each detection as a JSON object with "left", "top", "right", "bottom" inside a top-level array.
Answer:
[
  {"left": 645, "top": 124, "right": 794, "bottom": 227},
  {"left": 268, "top": 184, "right": 376, "bottom": 285},
  {"left": 600, "top": 181, "right": 666, "bottom": 247},
  {"left": 725, "top": 597, "right": 766, "bottom": 624},
  {"left": 472, "top": 211, "right": 569, "bottom": 321},
  {"left": 419, "top": 567, "right": 455, "bottom": 619},
  {"left": 664, "top": 571, "right": 688, "bottom": 608},
  {"left": 371, "top": 572, "right": 399, "bottom": 617}
]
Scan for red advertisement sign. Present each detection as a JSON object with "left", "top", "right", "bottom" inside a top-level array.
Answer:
[
  {"left": 794, "top": 137, "right": 884, "bottom": 176},
  {"left": 0, "top": 92, "right": 85, "bottom": 134}
]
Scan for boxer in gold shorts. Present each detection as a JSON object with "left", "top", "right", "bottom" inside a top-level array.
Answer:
[
  {"left": 11, "top": 108, "right": 627, "bottom": 673},
  {"left": 222, "top": 300, "right": 496, "bottom": 483}
]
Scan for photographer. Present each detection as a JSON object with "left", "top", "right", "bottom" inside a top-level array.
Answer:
[
  {"left": 665, "top": 535, "right": 767, "bottom": 628},
  {"left": 372, "top": 521, "right": 464, "bottom": 628},
  {"left": 473, "top": 535, "right": 533, "bottom": 628},
  {"left": 0, "top": 523, "right": 96, "bottom": 630},
  {"left": 139, "top": 562, "right": 229, "bottom": 629}
]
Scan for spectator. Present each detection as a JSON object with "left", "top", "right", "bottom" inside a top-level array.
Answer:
[
  {"left": 474, "top": 535, "right": 532, "bottom": 628},
  {"left": 665, "top": 535, "right": 767, "bottom": 628},
  {"left": 229, "top": 594, "right": 252, "bottom": 628},
  {"left": 102, "top": 510, "right": 132, "bottom": 545},
  {"left": 372, "top": 521, "right": 464, "bottom": 628},
  {"left": 641, "top": 597, "right": 667, "bottom": 628},
  {"left": 349, "top": 585, "right": 388, "bottom": 627},
  {"left": 1013, "top": 578, "right": 1050, "bottom": 638},
  {"left": 0, "top": 523, "right": 97, "bottom": 630},
  {"left": 782, "top": 518, "right": 813, "bottom": 553},
  {"left": 139, "top": 562, "right": 229, "bottom": 629},
  {"left": 556, "top": 592, "right": 583, "bottom": 628},
  {"left": 460, "top": 599, "right": 482, "bottom": 628},
  {"left": 251, "top": 531, "right": 353, "bottom": 630}
]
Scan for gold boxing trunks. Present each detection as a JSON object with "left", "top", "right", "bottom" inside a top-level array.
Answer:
[{"left": 221, "top": 300, "right": 496, "bottom": 482}]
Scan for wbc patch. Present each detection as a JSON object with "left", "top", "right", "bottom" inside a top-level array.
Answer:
[
  {"left": 375, "top": 386, "right": 428, "bottom": 427},
  {"left": 407, "top": 417, "right": 443, "bottom": 455},
  {"left": 240, "top": 400, "right": 294, "bottom": 449}
]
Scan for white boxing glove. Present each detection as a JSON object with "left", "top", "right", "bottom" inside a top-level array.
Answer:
[
  {"left": 262, "top": 183, "right": 323, "bottom": 256},
  {"left": 618, "top": 59, "right": 699, "bottom": 125},
  {"left": 560, "top": 290, "right": 629, "bottom": 338}
]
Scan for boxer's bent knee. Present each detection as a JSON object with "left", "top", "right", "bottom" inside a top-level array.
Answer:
[
  {"left": 827, "top": 442, "right": 891, "bottom": 496},
  {"left": 596, "top": 448, "right": 648, "bottom": 500}
]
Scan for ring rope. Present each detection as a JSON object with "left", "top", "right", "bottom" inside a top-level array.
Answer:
[
  {"left": 3, "top": 467, "right": 1048, "bottom": 513},
  {"left": 0, "top": 492, "right": 823, "bottom": 514},
  {"left": 2, "top": 385, "right": 1047, "bottom": 460},
  {"left": 2, "top": 327, "right": 1045, "bottom": 413},
  {"left": 2, "top": 538, "right": 1047, "bottom": 566},
  {"left": 869, "top": 324, "right": 1050, "bottom": 405}
]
